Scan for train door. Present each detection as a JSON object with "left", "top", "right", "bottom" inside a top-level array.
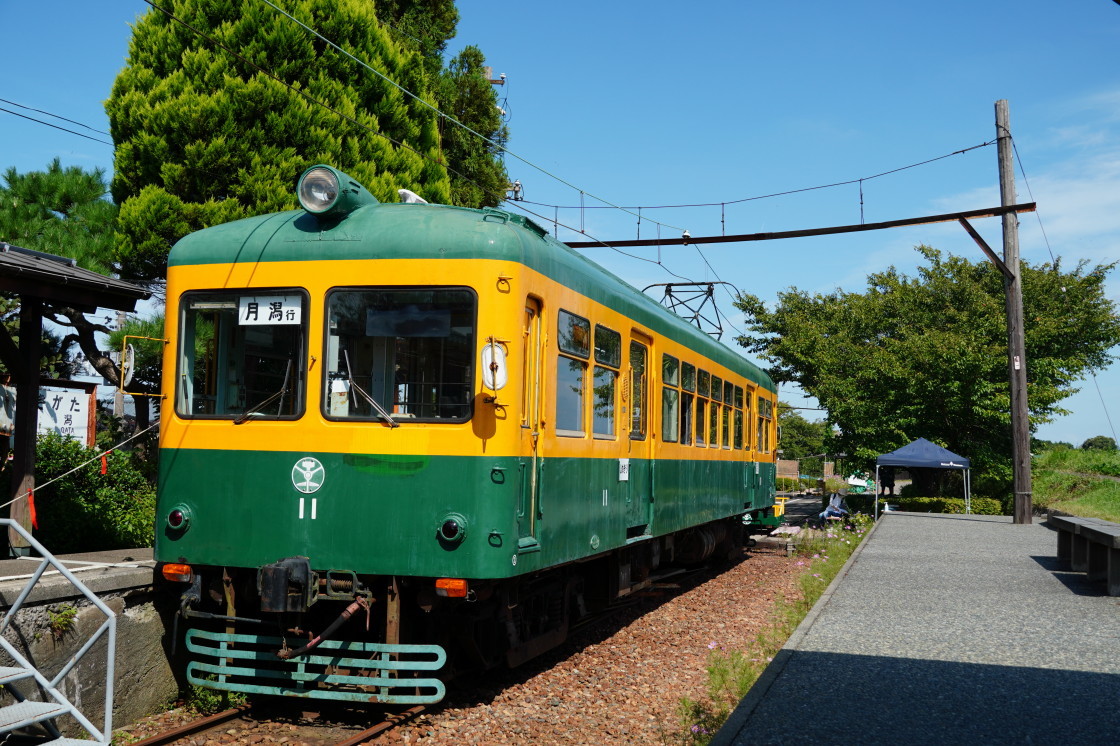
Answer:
[
  {"left": 517, "top": 297, "right": 544, "bottom": 547},
  {"left": 625, "top": 333, "right": 653, "bottom": 536}
]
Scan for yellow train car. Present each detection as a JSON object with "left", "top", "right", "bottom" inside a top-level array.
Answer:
[{"left": 156, "top": 166, "right": 777, "bottom": 702}]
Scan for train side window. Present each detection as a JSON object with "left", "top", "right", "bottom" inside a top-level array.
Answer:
[
  {"left": 709, "top": 397, "right": 720, "bottom": 447},
  {"left": 558, "top": 310, "right": 591, "bottom": 357},
  {"left": 680, "top": 362, "right": 695, "bottom": 446},
  {"left": 743, "top": 387, "right": 754, "bottom": 451},
  {"left": 722, "top": 381, "right": 734, "bottom": 450},
  {"left": 695, "top": 370, "right": 709, "bottom": 447},
  {"left": 661, "top": 354, "right": 679, "bottom": 443},
  {"left": 757, "top": 396, "right": 773, "bottom": 453},
  {"left": 734, "top": 386, "right": 745, "bottom": 449},
  {"left": 629, "top": 340, "right": 648, "bottom": 440},
  {"left": 593, "top": 325, "right": 621, "bottom": 438},
  {"left": 556, "top": 310, "right": 590, "bottom": 436},
  {"left": 710, "top": 375, "right": 723, "bottom": 448}
]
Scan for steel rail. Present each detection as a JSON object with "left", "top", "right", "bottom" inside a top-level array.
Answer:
[
  {"left": 331, "top": 705, "right": 427, "bottom": 746},
  {"left": 125, "top": 705, "right": 251, "bottom": 746}
]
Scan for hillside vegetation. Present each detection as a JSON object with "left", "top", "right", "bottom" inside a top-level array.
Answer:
[{"left": 1033, "top": 447, "right": 1120, "bottom": 522}]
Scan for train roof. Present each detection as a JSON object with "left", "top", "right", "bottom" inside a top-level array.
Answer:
[{"left": 169, "top": 201, "right": 775, "bottom": 392}]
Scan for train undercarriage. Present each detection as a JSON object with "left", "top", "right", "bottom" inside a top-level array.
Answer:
[{"left": 174, "top": 517, "right": 749, "bottom": 703}]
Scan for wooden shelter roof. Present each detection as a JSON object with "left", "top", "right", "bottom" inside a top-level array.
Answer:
[{"left": 0, "top": 242, "right": 150, "bottom": 311}]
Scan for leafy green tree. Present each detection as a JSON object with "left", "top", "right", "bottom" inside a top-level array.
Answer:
[
  {"left": 107, "top": 0, "right": 453, "bottom": 284},
  {"left": 735, "top": 246, "right": 1120, "bottom": 497},
  {"left": 437, "top": 45, "right": 510, "bottom": 207},
  {"left": 777, "top": 402, "right": 829, "bottom": 476},
  {"left": 1081, "top": 435, "right": 1117, "bottom": 451},
  {"left": 1032, "top": 437, "right": 1074, "bottom": 451}
]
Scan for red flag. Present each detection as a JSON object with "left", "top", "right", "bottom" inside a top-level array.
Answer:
[
  {"left": 100, "top": 453, "right": 108, "bottom": 475},
  {"left": 28, "top": 489, "right": 37, "bottom": 530}
]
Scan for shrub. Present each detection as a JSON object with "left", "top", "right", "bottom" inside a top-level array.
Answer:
[
  {"left": 1080, "top": 435, "right": 1117, "bottom": 451},
  {"left": 891, "top": 496, "right": 1003, "bottom": 515},
  {"left": 776, "top": 476, "right": 800, "bottom": 492},
  {"left": 24, "top": 433, "right": 155, "bottom": 553}
]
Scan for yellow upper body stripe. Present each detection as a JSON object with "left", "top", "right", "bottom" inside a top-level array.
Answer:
[{"left": 161, "top": 258, "right": 776, "bottom": 461}]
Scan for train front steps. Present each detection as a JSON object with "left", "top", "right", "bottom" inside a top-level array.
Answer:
[{"left": 0, "top": 663, "right": 99, "bottom": 745}]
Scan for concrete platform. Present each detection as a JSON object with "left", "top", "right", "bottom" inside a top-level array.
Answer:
[
  {"left": 0, "top": 547, "right": 154, "bottom": 605},
  {"left": 714, "top": 512, "right": 1120, "bottom": 745}
]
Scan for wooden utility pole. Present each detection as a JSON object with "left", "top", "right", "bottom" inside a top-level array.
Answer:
[
  {"left": 996, "top": 99, "right": 1032, "bottom": 524},
  {"left": 8, "top": 296, "right": 41, "bottom": 554}
]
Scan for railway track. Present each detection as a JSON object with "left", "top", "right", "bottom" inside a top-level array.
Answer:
[
  {"left": 122, "top": 537, "right": 784, "bottom": 746},
  {"left": 123, "top": 702, "right": 426, "bottom": 746}
]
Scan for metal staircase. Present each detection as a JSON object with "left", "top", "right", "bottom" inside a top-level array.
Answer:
[{"left": 0, "top": 519, "right": 116, "bottom": 745}]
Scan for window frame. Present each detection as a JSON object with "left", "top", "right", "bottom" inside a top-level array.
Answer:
[
  {"left": 661, "top": 354, "right": 680, "bottom": 443},
  {"left": 321, "top": 285, "right": 477, "bottom": 424},
  {"left": 592, "top": 324, "right": 622, "bottom": 439},
  {"left": 176, "top": 287, "right": 310, "bottom": 421},
  {"left": 555, "top": 309, "right": 592, "bottom": 437}
]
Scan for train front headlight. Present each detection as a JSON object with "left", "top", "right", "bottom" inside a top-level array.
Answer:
[
  {"left": 298, "top": 167, "right": 339, "bottom": 213},
  {"left": 297, "top": 165, "right": 378, "bottom": 218}
]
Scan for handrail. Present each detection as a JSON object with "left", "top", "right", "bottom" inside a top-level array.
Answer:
[{"left": 0, "top": 519, "right": 116, "bottom": 744}]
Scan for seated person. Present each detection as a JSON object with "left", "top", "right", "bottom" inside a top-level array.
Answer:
[{"left": 818, "top": 492, "right": 849, "bottom": 523}]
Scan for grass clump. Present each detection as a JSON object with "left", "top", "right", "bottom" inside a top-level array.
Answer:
[
  {"left": 675, "top": 514, "right": 874, "bottom": 743},
  {"left": 1032, "top": 448, "right": 1120, "bottom": 522}
]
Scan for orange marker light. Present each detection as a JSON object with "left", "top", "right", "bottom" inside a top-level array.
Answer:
[
  {"left": 435, "top": 578, "right": 469, "bottom": 598},
  {"left": 161, "top": 563, "right": 193, "bottom": 583}
]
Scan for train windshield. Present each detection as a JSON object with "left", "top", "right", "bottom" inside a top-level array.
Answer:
[
  {"left": 325, "top": 287, "right": 476, "bottom": 422},
  {"left": 175, "top": 290, "right": 308, "bottom": 420}
]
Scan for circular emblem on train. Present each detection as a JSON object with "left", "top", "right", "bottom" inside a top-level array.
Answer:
[{"left": 292, "top": 457, "right": 325, "bottom": 494}]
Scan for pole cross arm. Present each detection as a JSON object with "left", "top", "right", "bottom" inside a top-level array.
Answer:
[
  {"left": 565, "top": 203, "right": 1037, "bottom": 249},
  {"left": 958, "top": 217, "right": 1014, "bottom": 280}
]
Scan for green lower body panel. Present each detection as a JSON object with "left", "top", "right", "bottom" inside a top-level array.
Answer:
[{"left": 186, "top": 629, "right": 446, "bottom": 704}]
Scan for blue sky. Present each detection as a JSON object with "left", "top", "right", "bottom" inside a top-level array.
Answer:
[{"left": 2, "top": 1, "right": 1118, "bottom": 447}]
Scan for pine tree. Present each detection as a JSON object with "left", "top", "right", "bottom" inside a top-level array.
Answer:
[
  {"left": 0, "top": 160, "right": 126, "bottom": 382},
  {"left": 107, "top": 0, "right": 453, "bottom": 284}
]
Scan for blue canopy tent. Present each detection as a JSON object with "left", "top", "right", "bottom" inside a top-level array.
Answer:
[{"left": 875, "top": 438, "right": 971, "bottom": 518}]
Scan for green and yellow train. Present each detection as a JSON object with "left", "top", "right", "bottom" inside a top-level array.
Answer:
[{"left": 156, "top": 165, "right": 778, "bottom": 703}]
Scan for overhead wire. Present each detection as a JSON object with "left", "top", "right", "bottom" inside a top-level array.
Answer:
[
  {"left": 255, "top": 0, "right": 688, "bottom": 236},
  {"left": 0, "top": 104, "right": 114, "bottom": 147},
  {"left": 503, "top": 199, "right": 694, "bottom": 283},
  {"left": 0, "top": 97, "right": 112, "bottom": 137},
  {"left": 59, "top": 2, "right": 1001, "bottom": 346},
  {"left": 141, "top": 0, "right": 509, "bottom": 206},
  {"left": 1091, "top": 372, "right": 1118, "bottom": 443},
  {"left": 1008, "top": 136, "right": 1057, "bottom": 265},
  {"left": 1005, "top": 135, "right": 1113, "bottom": 439},
  {"left": 140, "top": 0, "right": 697, "bottom": 290},
  {"left": 518, "top": 139, "right": 997, "bottom": 212}
]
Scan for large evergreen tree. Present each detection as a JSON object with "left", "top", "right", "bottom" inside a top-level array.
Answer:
[
  {"left": 371, "top": 2, "right": 508, "bottom": 207},
  {"left": 107, "top": 0, "right": 453, "bottom": 284},
  {"left": 438, "top": 45, "right": 510, "bottom": 207},
  {"left": 735, "top": 246, "right": 1120, "bottom": 495},
  {"left": 373, "top": 0, "right": 460, "bottom": 77}
]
